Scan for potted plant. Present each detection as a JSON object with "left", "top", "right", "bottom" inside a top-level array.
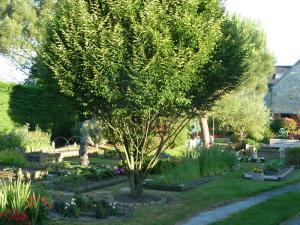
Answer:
[{"left": 252, "top": 167, "right": 264, "bottom": 181}]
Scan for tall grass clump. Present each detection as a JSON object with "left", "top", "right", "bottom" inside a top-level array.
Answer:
[
  {"left": 156, "top": 145, "right": 237, "bottom": 185},
  {"left": 0, "top": 180, "right": 50, "bottom": 225},
  {"left": 0, "top": 125, "right": 51, "bottom": 152}
]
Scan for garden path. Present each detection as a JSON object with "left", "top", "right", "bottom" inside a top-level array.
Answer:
[
  {"left": 283, "top": 213, "right": 300, "bottom": 225},
  {"left": 181, "top": 182, "right": 300, "bottom": 225}
]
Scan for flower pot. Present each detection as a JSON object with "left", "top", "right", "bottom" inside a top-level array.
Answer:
[{"left": 252, "top": 172, "right": 264, "bottom": 181}]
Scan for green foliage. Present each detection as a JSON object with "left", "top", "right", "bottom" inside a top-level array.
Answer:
[
  {"left": 36, "top": 0, "right": 226, "bottom": 197},
  {"left": 0, "top": 125, "right": 51, "bottom": 152},
  {"left": 213, "top": 94, "right": 270, "bottom": 141},
  {"left": 0, "top": 150, "right": 27, "bottom": 167},
  {"left": 270, "top": 118, "right": 283, "bottom": 133},
  {"left": 0, "top": 81, "right": 16, "bottom": 132},
  {"left": 285, "top": 146, "right": 300, "bottom": 165},
  {"left": 241, "top": 138, "right": 260, "bottom": 149},
  {"left": 191, "top": 15, "right": 258, "bottom": 111},
  {"left": 53, "top": 164, "right": 119, "bottom": 185},
  {"left": 8, "top": 83, "right": 76, "bottom": 138},
  {"left": 63, "top": 199, "right": 80, "bottom": 218},
  {"left": 282, "top": 117, "right": 297, "bottom": 133},
  {"left": 264, "top": 160, "right": 283, "bottom": 174},
  {"left": 155, "top": 146, "right": 237, "bottom": 185},
  {"left": 0, "top": 180, "right": 31, "bottom": 213},
  {"left": 0, "top": 0, "right": 55, "bottom": 65}
]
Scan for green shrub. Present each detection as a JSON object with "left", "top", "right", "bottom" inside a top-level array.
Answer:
[
  {"left": 0, "top": 125, "right": 51, "bottom": 152},
  {"left": 264, "top": 159, "right": 283, "bottom": 173},
  {"left": 0, "top": 150, "right": 27, "bottom": 167},
  {"left": 270, "top": 118, "right": 283, "bottom": 133},
  {"left": 282, "top": 117, "right": 297, "bottom": 134},
  {"left": 285, "top": 146, "right": 300, "bottom": 165},
  {"left": 241, "top": 138, "right": 260, "bottom": 149},
  {"left": 0, "top": 81, "right": 16, "bottom": 132}
]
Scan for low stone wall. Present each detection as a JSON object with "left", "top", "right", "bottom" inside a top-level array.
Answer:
[
  {"left": 0, "top": 168, "right": 48, "bottom": 181},
  {"left": 25, "top": 147, "right": 99, "bottom": 164}
]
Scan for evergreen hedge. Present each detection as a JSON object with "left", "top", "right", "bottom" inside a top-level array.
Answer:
[{"left": 0, "top": 81, "right": 76, "bottom": 138}]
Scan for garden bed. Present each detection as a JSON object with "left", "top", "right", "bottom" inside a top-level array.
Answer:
[
  {"left": 47, "top": 176, "right": 127, "bottom": 192},
  {"left": 143, "top": 176, "right": 218, "bottom": 192},
  {"left": 242, "top": 166, "right": 295, "bottom": 181},
  {"left": 51, "top": 196, "right": 133, "bottom": 224}
]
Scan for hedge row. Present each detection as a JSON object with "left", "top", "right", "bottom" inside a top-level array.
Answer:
[{"left": 0, "top": 81, "right": 76, "bottom": 138}]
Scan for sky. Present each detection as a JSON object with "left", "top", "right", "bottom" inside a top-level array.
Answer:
[
  {"left": 226, "top": 0, "right": 300, "bottom": 66},
  {"left": 1, "top": 0, "right": 300, "bottom": 83}
]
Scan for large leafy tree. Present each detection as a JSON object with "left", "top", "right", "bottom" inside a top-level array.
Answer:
[
  {"left": 0, "top": 0, "right": 54, "bottom": 69},
  {"left": 194, "top": 15, "right": 275, "bottom": 145},
  {"left": 37, "top": 0, "right": 225, "bottom": 198}
]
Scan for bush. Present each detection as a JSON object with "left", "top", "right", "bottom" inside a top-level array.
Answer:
[
  {"left": 264, "top": 159, "right": 283, "bottom": 174},
  {"left": 0, "top": 125, "right": 51, "bottom": 152},
  {"left": 0, "top": 150, "right": 27, "bottom": 167},
  {"left": 241, "top": 138, "right": 260, "bottom": 149},
  {"left": 282, "top": 117, "right": 297, "bottom": 134},
  {"left": 285, "top": 146, "right": 300, "bottom": 165},
  {"left": 270, "top": 118, "right": 283, "bottom": 133}
]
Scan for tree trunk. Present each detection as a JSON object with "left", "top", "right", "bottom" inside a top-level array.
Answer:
[
  {"left": 128, "top": 170, "right": 143, "bottom": 199},
  {"left": 200, "top": 114, "right": 210, "bottom": 147}
]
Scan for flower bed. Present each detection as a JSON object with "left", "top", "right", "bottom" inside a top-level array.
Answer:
[
  {"left": 0, "top": 180, "right": 50, "bottom": 225},
  {"left": 243, "top": 166, "right": 295, "bottom": 181},
  {"left": 46, "top": 164, "right": 127, "bottom": 192},
  {"left": 51, "top": 194, "right": 133, "bottom": 222}
]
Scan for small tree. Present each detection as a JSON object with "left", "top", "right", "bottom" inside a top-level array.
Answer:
[
  {"left": 213, "top": 94, "right": 270, "bottom": 141},
  {"left": 37, "top": 0, "right": 224, "bottom": 198}
]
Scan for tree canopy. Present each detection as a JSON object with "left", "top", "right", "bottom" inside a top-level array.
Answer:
[
  {"left": 0, "top": 0, "right": 55, "bottom": 67},
  {"left": 36, "top": 0, "right": 227, "bottom": 197},
  {"left": 211, "top": 15, "right": 275, "bottom": 141}
]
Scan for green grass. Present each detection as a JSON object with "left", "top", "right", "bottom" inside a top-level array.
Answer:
[
  {"left": 50, "top": 164, "right": 300, "bottom": 225},
  {"left": 213, "top": 189, "right": 300, "bottom": 225}
]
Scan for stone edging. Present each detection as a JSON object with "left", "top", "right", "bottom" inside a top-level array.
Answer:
[
  {"left": 115, "top": 196, "right": 167, "bottom": 208},
  {"left": 143, "top": 176, "right": 218, "bottom": 192},
  {"left": 242, "top": 166, "right": 295, "bottom": 181}
]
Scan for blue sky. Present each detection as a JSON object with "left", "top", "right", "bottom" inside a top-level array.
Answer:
[{"left": 1, "top": 0, "right": 300, "bottom": 82}]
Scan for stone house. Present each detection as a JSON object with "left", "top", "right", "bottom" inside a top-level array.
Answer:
[{"left": 266, "top": 60, "right": 300, "bottom": 118}]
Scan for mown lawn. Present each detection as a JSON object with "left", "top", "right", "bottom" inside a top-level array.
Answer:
[
  {"left": 49, "top": 164, "right": 300, "bottom": 225},
  {"left": 213, "top": 189, "right": 300, "bottom": 225}
]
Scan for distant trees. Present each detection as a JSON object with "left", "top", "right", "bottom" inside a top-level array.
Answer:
[
  {"left": 0, "top": 0, "right": 55, "bottom": 69},
  {"left": 213, "top": 94, "right": 270, "bottom": 141},
  {"left": 205, "top": 15, "right": 275, "bottom": 142}
]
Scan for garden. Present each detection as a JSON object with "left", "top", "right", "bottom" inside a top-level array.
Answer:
[{"left": 1, "top": 0, "right": 300, "bottom": 225}]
